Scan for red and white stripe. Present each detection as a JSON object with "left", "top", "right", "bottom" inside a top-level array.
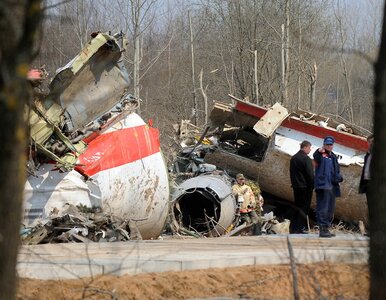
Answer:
[{"left": 24, "top": 112, "right": 169, "bottom": 239}]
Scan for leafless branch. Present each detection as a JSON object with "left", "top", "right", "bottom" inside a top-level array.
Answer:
[
  {"left": 43, "top": 0, "right": 73, "bottom": 11},
  {"left": 139, "top": 33, "right": 173, "bottom": 80}
]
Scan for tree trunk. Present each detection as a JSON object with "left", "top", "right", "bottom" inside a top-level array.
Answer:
[
  {"left": 132, "top": 0, "right": 142, "bottom": 100},
  {"left": 284, "top": 0, "right": 290, "bottom": 107},
  {"left": 341, "top": 55, "right": 354, "bottom": 123},
  {"left": 253, "top": 50, "right": 259, "bottom": 105},
  {"left": 281, "top": 0, "right": 290, "bottom": 108},
  {"left": 335, "top": 8, "right": 354, "bottom": 123},
  {"left": 281, "top": 23, "right": 286, "bottom": 105},
  {"left": 310, "top": 62, "right": 317, "bottom": 112},
  {"left": 133, "top": 31, "right": 141, "bottom": 99},
  {"left": 189, "top": 11, "right": 198, "bottom": 126},
  {"left": 370, "top": 2, "right": 386, "bottom": 298},
  {"left": 0, "top": 2, "right": 43, "bottom": 299},
  {"left": 199, "top": 69, "right": 209, "bottom": 125},
  {"left": 297, "top": 0, "right": 302, "bottom": 109}
]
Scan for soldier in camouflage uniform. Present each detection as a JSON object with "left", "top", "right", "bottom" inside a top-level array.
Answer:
[{"left": 232, "top": 173, "right": 263, "bottom": 225}]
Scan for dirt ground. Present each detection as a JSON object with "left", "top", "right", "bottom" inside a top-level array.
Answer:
[{"left": 17, "top": 262, "right": 368, "bottom": 299}]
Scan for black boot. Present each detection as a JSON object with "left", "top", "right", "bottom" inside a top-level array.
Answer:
[{"left": 319, "top": 226, "right": 333, "bottom": 238}]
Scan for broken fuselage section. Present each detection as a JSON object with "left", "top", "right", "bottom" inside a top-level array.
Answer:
[
  {"left": 24, "top": 32, "right": 169, "bottom": 240},
  {"left": 172, "top": 97, "right": 369, "bottom": 232},
  {"left": 207, "top": 98, "right": 369, "bottom": 224}
]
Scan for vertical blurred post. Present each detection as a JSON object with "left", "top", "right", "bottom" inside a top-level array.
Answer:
[
  {"left": 370, "top": 1, "right": 386, "bottom": 298},
  {"left": 0, "top": 1, "right": 43, "bottom": 299}
]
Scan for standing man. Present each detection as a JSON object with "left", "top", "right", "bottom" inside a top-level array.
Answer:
[
  {"left": 313, "top": 136, "right": 343, "bottom": 238},
  {"left": 289, "top": 140, "right": 314, "bottom": 234},
  {"left": 359, "top": 134, "right": 374, "bottom": 201},
  {"left": 232, "top": 174, "right": 259, "bottom": 225}
]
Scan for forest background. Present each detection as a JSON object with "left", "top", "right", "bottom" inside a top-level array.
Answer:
[{"left": 37, "top": 0, "right": 381, "bottom": 161}]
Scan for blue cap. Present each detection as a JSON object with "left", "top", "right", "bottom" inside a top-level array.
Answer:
[{"left": 323, "top": 136, "right": 335, "bottom": 145}]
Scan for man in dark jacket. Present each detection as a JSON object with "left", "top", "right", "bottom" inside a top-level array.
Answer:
[
  {"left": 289, "top": 140, "right": 314, "bottom": 234},
  {"left": 313, "top": 136, "right": 343, "bottom": 238},
  {"left": 359, "top": 135, "right": 374, "bottom": 201}
]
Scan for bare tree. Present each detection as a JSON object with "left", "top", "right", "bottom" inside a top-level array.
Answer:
[
  {"left": 31, "top": 0, "right": 378, "bottom": 153},
  {"left": 64, "top": 0, "right": 94, "bottom": 48},
  {"left": 0, "top": 2, "right": 43, "bottom": 299},
  {"left": 199, "top": 68, "right": 209, "bottom": 124},
  {"left": 116, "top": 0, "right": 159, "bottom": 100},
  {"left": 281, "top": 0, "right": 290, "bottom": 107},
  {"left": 334, "top": 2, "right": 354, "bottom": 123},
  {"left": 296, "top": 0, "right": 302, "bottom": 109},
  {"left": 189, "top": 10, "right": 198, "bottom": 125},
  {"left": 305, "top": 61, "right": 317, "bottom": 111},
  {"left": 252, "top": 49, "right": 259, "bottom": 104},
  {"left": 38, "top": 0, "right": 111, "bottom": 74}
]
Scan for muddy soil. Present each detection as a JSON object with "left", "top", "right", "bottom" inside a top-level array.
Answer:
[{"left": 17, "top": 262, "right": 368, "bottom": 299}]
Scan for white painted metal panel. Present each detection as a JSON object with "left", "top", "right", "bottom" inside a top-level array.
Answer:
[
  {"left": 275, "top": 127, "right": 365, "bottom": 166},
  {"left": 253, "top": 103, "right": 289, "bottom": 138},
  {"left": 23, "top": 112, "right": 170, "bottom": 239}
]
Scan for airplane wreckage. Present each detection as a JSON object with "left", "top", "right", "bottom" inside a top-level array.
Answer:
[
  {"left": 23, "top": 32, "right": 369, "bottom": 244},
  {"left": 171, "top": 95, "right": 370, "bottom": 237},
  {"left": 24, "top": 32, "right": 169, "bottom": 240}
]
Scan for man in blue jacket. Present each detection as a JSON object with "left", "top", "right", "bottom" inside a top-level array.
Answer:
[{"left": 313, "top": 136, "right": 343, "bottom": 238}]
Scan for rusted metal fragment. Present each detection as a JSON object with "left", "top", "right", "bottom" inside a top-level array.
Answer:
[{"left": 22, "top": 226, "right": 49, "bottom": 245}]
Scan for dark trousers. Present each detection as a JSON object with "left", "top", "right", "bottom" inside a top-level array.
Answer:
[
  {"left": 240, "top": 210, "right": 259, "bottom": 224},
  {"left": 315, "top": 189, "right": 336, "bottom": 227},
  {"left": 361, "top": 180, "right": 370, "bottom": 202},
  {"left": 291, "top": 187, "right": 313, "bottom": 232}
]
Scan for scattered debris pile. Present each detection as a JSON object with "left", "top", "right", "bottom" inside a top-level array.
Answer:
[
  {"left": 21, "top": 204, "right": 142, "bottom": 245},
  {"left": 225, "top": 212, "right": 290, "bottom": 237},
  {"left": 169, "top": 118, "right": 291, "bottom": 238}
]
